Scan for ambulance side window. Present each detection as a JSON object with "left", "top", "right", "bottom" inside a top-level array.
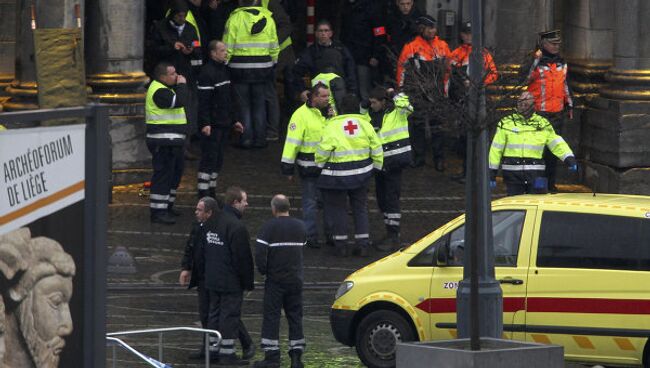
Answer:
[
  {"left": 538, "top": 212, "right": 650, "bottom": 270},
  {"left": 408, "top": 235, "right": 448, "bottom": 267},
  {"left": 446, "top": 210, "right": 525, "bottom": 267}
]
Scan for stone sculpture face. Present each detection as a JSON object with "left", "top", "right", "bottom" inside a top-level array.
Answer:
[{"left": 0, "top": 228, "right": 75, "bottom": 368}]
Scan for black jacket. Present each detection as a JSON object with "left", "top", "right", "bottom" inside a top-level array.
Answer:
[
  {"left": 340, "top": 0, "right": 386, "bottom": 66},
  {"left": 386, "top": 7, "right": 422, "bottom": 57},
  {"left": 293, "top": 41, "right": 358, "bottom": 95},
  {"left": 180, "top": 221, "right": 205, "bottom": 289},
  {"left": 197, "top": 59, "right": 242, "bottom": 129},
  {"left": 203, "top": 206, "right": 255, "bottom": 292},
  {"left": 150, "top": 17, "right": 203, "bottom": 85},
  {"left": 255, "top": 216, "right": 306, "bottom": 285}
]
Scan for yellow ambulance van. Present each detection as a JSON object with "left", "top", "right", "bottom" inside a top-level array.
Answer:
[{"left": 331, "top": 193, "right": 650, "bottom": 368}]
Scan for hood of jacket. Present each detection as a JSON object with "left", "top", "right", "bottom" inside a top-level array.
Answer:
[{"left": 232, "top": 6, "right": 269, "bottom": 35}]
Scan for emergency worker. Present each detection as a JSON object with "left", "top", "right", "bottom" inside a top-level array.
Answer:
[
  {"left": 310, "top": 67, "right": 345, "bottom": 115},
  {"left": 145, "top": 61, "right": 189, "bottom": 224},
  {"left": 179, "top": 197, "right": 255, "bottom": 361},
  {"left": 293, "top": 20, "right": 358, "bottom": 102},
  {"left": 203, "top": 186, "right": 254, "bottom": 365},
  {"left": 489, "top": 92, "right": 577, "bottom": 196},
  {"left": 521, "top": 29, "right": 573, "bottom": 192},
  {"left": 448, "top": 21, "right": 497, "bottom": 181},
  {"left": 368, "top": 87, "right": 413, "bottom": 251},
  {"left": 396, "top": 15, "right": 450, "bottom": 170},
  {"left": 254, "top": 194, "right": 307, "bottom": 368},
  {"left": 315, "top": 94, "right": 383, "bottom": 257},
  {"left": 281, "top": 83, "right": 331, "bottom": 247},
  {"left": 150, "top": 0, "right": 202, "bottom": 138},
  {"left": 197, "top": 40, "right": 245, "bottom": 198},
  {"left": 224, "top": 0, "right": 279, "bottom": 148}
]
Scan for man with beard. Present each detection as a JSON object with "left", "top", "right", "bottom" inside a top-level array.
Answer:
[
  {"left": 489, "top": 92, "right": 577, "bottom": 196},
  {"left": 0, "top": 228, "right": 75, "bottom": 368}
]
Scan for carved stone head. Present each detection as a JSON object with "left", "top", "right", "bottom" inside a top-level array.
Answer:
[{"left": 0, "top": 228, "right": 76, "bottom": 368}]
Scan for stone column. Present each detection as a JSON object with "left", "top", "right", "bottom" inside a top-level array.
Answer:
[
  {"left": 3, "top": 0, "right": 80, "bottom": 111},
  {"left": 0, "top": 0, "right": 16, "bottom": 100},
  {"left": 582, "top": 0, "right": 650, "bottom": 194},
  {"left": 85, "top": 0, "right": 151, "bottom": 184}
]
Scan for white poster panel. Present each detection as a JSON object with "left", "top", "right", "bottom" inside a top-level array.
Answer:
[{"left": 0, "top": 125, "right": 85, "bottom": 235}]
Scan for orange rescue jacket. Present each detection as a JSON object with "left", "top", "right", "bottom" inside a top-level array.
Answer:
[{"left": 396, "top": 35, "right": 450, "bottom": 87}]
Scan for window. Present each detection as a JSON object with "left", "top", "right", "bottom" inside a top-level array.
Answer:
[
  {"left": 537, "top": 212, "right": 650, "bottom": 270},
  {"left": 409, "top": 210, "right": 525, "bottom": 267}
]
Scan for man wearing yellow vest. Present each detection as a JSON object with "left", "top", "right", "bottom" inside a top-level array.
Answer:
[
  {"left": 145, "top": 61, "right": 190, "bottom": 224},
  {"left": 281, "top": 83, "right": 331, "bottom": 248},
  {"left": 224, "top": 0, "right": 279, "bottom": 148},
  {"left": 316, "top": 94, "right": 383, "bottom": 257},
  {"left": 368, "top": 87, "right": 413, "bottom": 251},
  {"left": 489, "top": 92, "right": 577, "bottom": 196}
]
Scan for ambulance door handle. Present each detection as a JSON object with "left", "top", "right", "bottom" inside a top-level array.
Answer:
[{"left": 498, "top": 278, "right": 523, "bottom": 285}]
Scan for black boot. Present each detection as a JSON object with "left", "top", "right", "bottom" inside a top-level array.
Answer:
[
  {"left": 375, "top": 231, "right": 400, "bottom": 251},
  {"left": 289, "top": 349, "right": 304, "bottom": 368},
  {"left": 253, "top": 350, "right": 280, "bottom": 368}
]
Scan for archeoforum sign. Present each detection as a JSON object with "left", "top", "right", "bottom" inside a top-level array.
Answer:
[{"left": 0, "top": 125, "right": 87, "bottom": 368}]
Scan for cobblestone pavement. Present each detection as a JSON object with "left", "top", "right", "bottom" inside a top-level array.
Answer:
[{"left": 106, "top": 140, "right": 594, "bottom": 367}]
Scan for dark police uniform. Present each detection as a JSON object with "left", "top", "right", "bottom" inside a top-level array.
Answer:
[
  {"left": 203, "top": 205, "right": 254, "bottom": 361},
  {"left": 196, "top": 58, "right": 241, "bottom": 198},
  {"left": 255, "top": 216, "right": 307, "bottom": 363}
]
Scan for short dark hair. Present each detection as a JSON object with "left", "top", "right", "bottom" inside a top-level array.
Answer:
[
  {"left": 199, "top": 196, "right": 219, "bottom": 215},
  {"left": 153, "top": 61, "right": 174, "bottom": 80},
  {"left": 339, "top": 94, "right": 360, "bottom": 114},
  {"left": 271, "top": 195, "right": 290, "bottom": 213},
  {"left": 369, "top": 87, "right": 388, "bottom": 101},
  {"left": 208, "top": 40, "right": 224, "bottom": 52},
  {"left": 316, "top": 19, "right": 333, "bottom": 31},
  {"left": 310, "top": 82, "right": 329, "bottom": 98},
  {"left": 224, "top": 186, "right": 245, "bottom": 206},
  {"left": 239, "top": 0, "right": 257, "bottom": 6}
]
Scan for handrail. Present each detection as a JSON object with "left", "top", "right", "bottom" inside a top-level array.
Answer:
[
  {"left": 106, "top": 337, "right": 169, "bottom": 368},
  {"left": 107, "top": 326, "right": 221, "bottom": 368}
]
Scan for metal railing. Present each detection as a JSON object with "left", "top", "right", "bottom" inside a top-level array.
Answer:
[{"left": 107, "top": 327, "right": 222, "bottom": 368}]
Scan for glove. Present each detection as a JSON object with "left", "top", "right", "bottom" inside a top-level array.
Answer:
[
  {"left": 568, "top": 164, "right": 578, "bottom": 173},
  {"left": 490, "top": 180, "right": 497, "bottom": 189}
]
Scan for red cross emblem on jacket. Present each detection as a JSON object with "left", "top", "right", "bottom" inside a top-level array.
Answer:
[{"left": 344, "top": 120, "right": 359, "bottom": 136}]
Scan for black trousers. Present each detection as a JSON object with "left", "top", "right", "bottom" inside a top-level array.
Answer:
[
  {"left": 408, "top": 115, "right": 444, "bottom": 165},
  {"left": 147, "top": 143, "right": 184, "bottom": 215},
  {"left": 207, "top": 290, "right": 244, "bottom": 356},
  {"left": 197, "top": 127, "right": 229, "bottom": 196},
  {"left": 538, "top": 111, "right": 565, "bottom": 190},
  {"left": 503, "top": 170, "right": 548, "bottom": 196},
  {"left": 375, "top": 169, "right": 403, "bottom": 234},
  {"left": 197, "top": 284, "right": 252, "bottom": 349},
  {"left": 321, "top": 185, "right": 370, "bottom": 249},
  {"left": 260, "top": 280, "right": 305, "bottom": 353}
]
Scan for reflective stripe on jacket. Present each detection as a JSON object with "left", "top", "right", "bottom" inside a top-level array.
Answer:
[
  {"left": 449, "top": 44, "right": 498, "bottom": 85},
  {"left": 281, "top": 103, "right": 327, "bottom": 177},
  {"left": 526, "top": 61, "right": 572, "bottom": 113},
  {"left": 489, "top": 113, "right": 574, "bottom": 171},
  {"left": 315, "top": 113, "right": 383, "bottom": 189},
  {"left": 396, "top": 35, "right": 449, "bottom": 87},
  {"left": 378, "top": 93, "right": 413, "bottom": 170},
  {"left": 224, "top": 7, "right": 279, "bottom": 67}
]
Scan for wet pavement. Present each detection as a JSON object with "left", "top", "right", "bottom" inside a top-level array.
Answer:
[{"left": 106, "top": 140, "right": 592, "bottom": 367}]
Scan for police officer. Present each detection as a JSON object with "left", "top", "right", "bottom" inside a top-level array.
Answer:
[
  {"left": 489, "top": 92, "right": 577, "bottom": 196},
  {"left": 254, "top": 194, "right": 307, "bottom": 368},
  {"left": 197, "top": 40, "right": 245, "bottom": 198},
  {"left": 368, "top": 87, "right": 413, "bottom": 251},
  {"left": 281, "top": 83, "right": 331, "bottom": 247},
  {"left": 179, "top": 197, "right": 255, "bottom": 361},
  {"left": 396, "top": 15, "right": 450, "bottom": 170},
  {"left": 522, "top": 29, "right": 573, "bottom": 192},
  {"left": 204, "top": 186, "right": 254, "bottom": 365},
  {"left": 146, "top": 61, "right": 189, "bottom": 224},
  {"left": 316, "top": 94, "right": 383, "bottom": 257},
  {"left": 224, "top": 0, "right": 279, "bottom": 148}
]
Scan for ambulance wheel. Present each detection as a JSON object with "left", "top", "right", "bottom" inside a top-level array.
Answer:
[{"left": 355, "top": 310, "right": 415, "bottom": 368}]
